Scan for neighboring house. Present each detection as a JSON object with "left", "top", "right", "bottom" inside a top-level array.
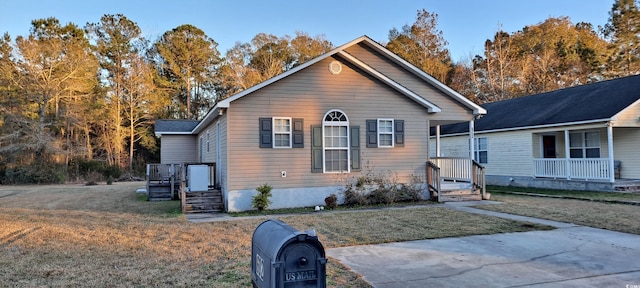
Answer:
[
  {"left": 431, "top": 74, "right": 640, "bottom": 192},
  {"left": 154, "top": 35, "right": 486, "bottom": 211}
]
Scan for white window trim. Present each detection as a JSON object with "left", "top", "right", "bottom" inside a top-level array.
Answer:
[
  {"left": 377, "top": 118, "right": 395, "bottom": 148},
  {"left": 272, "top": 117, "right": 292, "bottom": 148},
  {"left": 323, "top": 110, "right": 350, "bottom": 173},
  {"left": 569, "top": 130, "right": 600, "bottom": 158},
  {"left": 474, "top": 137, "right": 488, "bottom": 164}
]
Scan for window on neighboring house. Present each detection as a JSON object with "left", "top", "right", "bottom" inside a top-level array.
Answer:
[
  {"left": 570, "top": 131, "right": 600, "bottom": 158},
  {"left": 273, "top": 117, "right": 291, "bottom": 148},
  {"left": 323, "top": 110, "right": 349, "bottom": 173},
  {"left": 206, "top": 131, "right": 210, "bottom": 152},
  {"left": 474, "top": 137, "right": 488, "bottom": 164},
  {"left": 377, "top": 119, "right": 394, "bottom": 147}
]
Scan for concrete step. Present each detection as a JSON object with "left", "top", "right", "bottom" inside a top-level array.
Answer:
[{"left": 439, "top": 193, "right": 482, "bottom": 202}]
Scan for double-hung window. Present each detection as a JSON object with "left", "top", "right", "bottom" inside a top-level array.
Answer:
[
  {"left": 377, "top": 119, "right": 394, "bottom": 148},
  {"left": 569, "top": 131, "right": 600, "bottom": 158},
  {"left": 474, "top": 137, "right": 488, "bottom": 164},
  {"left": 273, "top": 117, "right": 291, "bottom": 148}
]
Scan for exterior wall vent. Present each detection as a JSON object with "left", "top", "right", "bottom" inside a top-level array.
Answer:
[{"left": 329, "top": 61, "right": 342, "bottom": 75}]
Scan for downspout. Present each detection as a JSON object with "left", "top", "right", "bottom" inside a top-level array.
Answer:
[{"left": 607, "top": 122, "right": 615, "bottom": 183}]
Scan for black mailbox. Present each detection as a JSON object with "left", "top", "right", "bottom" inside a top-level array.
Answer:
[{"left": 251, "top": 219, "right": 327, "bottom": 288}]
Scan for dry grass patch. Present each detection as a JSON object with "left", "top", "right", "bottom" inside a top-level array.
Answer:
[
  {"left": 476, "top": 193, "right": 640, "bottom": 235},
  {"left": 0, "top": 183, "right": 552, "bottom": 287}
]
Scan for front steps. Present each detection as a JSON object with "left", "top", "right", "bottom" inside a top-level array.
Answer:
[
  {"left": 438, "top": 182, "right": 482, "bottom": 202},
  {"left": 184, "top": 190, "right": 224, "bottom": 213}
]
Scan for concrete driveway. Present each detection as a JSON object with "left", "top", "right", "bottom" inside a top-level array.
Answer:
[{"left": 327, "top": 202, "right": 640, "bottom": 288}]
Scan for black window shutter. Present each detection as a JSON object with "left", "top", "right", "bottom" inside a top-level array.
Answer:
[
  {"left": 366, "top": 119, "right": 377, "bottom": 148},
  {"left": 259, "top": 118, "right": 272, "bottom": 148},
  {"left": 292, "top": 118, "right": 304, "bottom": 148},
  {"left": 395, "top": 120, "right": 404, "bottom": 147},
  {"left": 350, "top": 126, "right": 361, "bottom": 171},
  {"left": 311, "top": 126, "right": 323, "bottom": 173}
]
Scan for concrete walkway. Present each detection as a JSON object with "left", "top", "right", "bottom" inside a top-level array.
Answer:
[{"left": 327, "top": 201, "right": 640, "bottom": 287}]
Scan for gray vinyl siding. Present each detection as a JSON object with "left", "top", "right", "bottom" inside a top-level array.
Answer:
[
  {"left": 613, "top": 127, "right": 640, "bottom": 178},
  {"left": 225, "top": 56, "right": 462, "bottom": 191},
  {"left": 345, "top": 43, "right": 474, "bottom": 122},
  {"left": 160, "top": 135, "right": 197, "bottom": 164}
]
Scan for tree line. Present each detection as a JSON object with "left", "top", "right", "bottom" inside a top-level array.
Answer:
[{"left": 0, "top": 0, "right": 638, "bottom": 184}]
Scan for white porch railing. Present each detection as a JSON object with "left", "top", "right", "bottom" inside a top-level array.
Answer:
[
  {"left": 533, "top": 158, "right": 611, "bottom": 180},
  {"left": 431, "top": 157, "right": 471, "bottom": 182}
]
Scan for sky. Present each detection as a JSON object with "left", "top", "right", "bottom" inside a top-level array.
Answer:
[{"left": 0, "top": 0, "right": 614, "bottom": 62}]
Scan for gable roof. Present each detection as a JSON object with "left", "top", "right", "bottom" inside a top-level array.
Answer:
[
  {"left": 439, "top": 74, "right": 640, "bottom": 135},
  {"left": 191, "top": 35, "right": 486, "bottom": 134},
  {"left": 154, "top": 120, "right": 200, "bottom": 137}
]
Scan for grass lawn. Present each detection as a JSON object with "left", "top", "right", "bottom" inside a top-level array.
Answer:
[
  {"left": 477, "top": 187, "right": 640, "bottom": 235},
  {"left": 0, "top": 182, "right": 553, "bottom": 287}
]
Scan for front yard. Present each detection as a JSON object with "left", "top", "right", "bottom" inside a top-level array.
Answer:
[{"left": 0, "top": 182, "right": 637, "bottom": 287}]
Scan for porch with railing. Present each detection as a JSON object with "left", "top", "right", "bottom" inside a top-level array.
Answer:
[
  {"left": 426, "top": 157, "right": 487, "bottom": 202},
  {"left": 533, "top": 158, "right": 616, "bottom": 181},
  {"left": 146, "top": 163, "right": 222, "bottom": 213}
]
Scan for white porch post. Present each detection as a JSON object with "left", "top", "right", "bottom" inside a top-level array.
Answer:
[
  {"left": 469, "top": 120, "right": 475, "bottom": 160},
  {"left": 469, "top": 120, "right": 475, "bottom": 182},
  {"left": 564, "top": 129, "right": 571, "bottom": 180},
  {"left": 608, "top": 123, "right": 615, "bottom": 183},
  {"left": 435, "top": 125, "right": 441, "bottom": 157}
]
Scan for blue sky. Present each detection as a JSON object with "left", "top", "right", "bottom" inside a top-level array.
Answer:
[{"left": 1, "top": 0, "right": 613, "bottom": 62}]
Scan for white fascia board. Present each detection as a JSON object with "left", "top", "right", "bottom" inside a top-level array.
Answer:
[
  {"left": 337, "top": 51, "right": 441, "bottom": 113},
  {"left": 216, "top": 37, "right": 369, "bottom": 108},
  {"left": 359, "top": 38, "right": 486, "bottom": 116},
  {"left": 197, "top": 38, "right": 373, "bottom": 133},
  {"left": 435, "top": 118, "right": 611, "bottom": 138},
  {"left": 192, "top": 106, "right": 221, "bottom": 134},
  {"left": 154, "top": 131, "right": 193, "bottom": 138}
]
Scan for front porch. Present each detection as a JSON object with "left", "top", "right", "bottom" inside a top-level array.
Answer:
[
  {"left": 533, "top": 126, "right": 618, "bottom": 182},
  {"left": 533, "top": 158, "right": 620, "bottom": 181},
  {"left": 426, "top": 157, "right": 489, "bottom": 202}
]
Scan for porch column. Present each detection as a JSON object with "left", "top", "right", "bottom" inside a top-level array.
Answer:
[
  {"left": 469, "top": 120, "right": 475, "bottom": 160},
  {"left": 435, "top": 125, "right": 441, "bottom": 157},
  {"left": 608, "top": 123, "right": 615, "bottom": 183},
  {"left": 564, "top": 129, "right": 571, "bottom": 180},
  {"left": 469, "top": 120, "right": 475, "bottom": 181}
]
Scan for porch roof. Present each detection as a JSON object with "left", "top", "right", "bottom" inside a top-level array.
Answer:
[
  {"left": 154, "top": 120, "right": 200, "bottom": 137},
  {"left": 439, "top": 74, "right": 640, "bottom": 135}
]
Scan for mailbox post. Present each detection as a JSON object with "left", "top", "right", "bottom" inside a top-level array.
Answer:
[{"left": 251, "top": 219, "right": 327, "bottom": 288}]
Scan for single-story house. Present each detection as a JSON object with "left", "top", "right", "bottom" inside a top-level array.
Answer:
[
  {"left": 431, "top": 74, "right": 640, "bottom": 192},
  {"left": 154, "top": 35, "right": 487, "bottom": 211}
]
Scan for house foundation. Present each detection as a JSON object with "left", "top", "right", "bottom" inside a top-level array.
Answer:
[{"left": 487, "top": 175, "right": 640, "bottom": 192}]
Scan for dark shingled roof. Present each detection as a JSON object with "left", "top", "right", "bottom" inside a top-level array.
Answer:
[
  {"left": 439, "top": 75, "right": 640, "bottom": 135},
  {"left": 155, "top": 120, "right": 200, "bottom": 134}
]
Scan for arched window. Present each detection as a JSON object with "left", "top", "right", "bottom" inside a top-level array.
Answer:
[{"left": 323, "top": 110, "right": 350, "bottom": 172}]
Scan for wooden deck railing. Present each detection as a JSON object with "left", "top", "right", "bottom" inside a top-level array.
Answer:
[
  {"left": 428, "top": 157, "right": 487, "bottom": 201},
  {"left": 472, "top": 160, "right": 486, "bottom": 199},
  {"left": 426, "top": 161, "right": 441, "bottom": 201},
  {"left": 533, "top": 158, "right": 611, "bottom": 180},
  {"left": 431, "top": 157, "right": 472, "bottom": 182}
]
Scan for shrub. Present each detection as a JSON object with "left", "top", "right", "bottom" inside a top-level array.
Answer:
[
  {"left": 252, "top": 183, "right": 273, "bottom": 211},
  {"left": 324, "top": 194, "right": 338, "bottom": 209},
  {"left": 343, "top": 184, "right": 369, "bottom": 206}
]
